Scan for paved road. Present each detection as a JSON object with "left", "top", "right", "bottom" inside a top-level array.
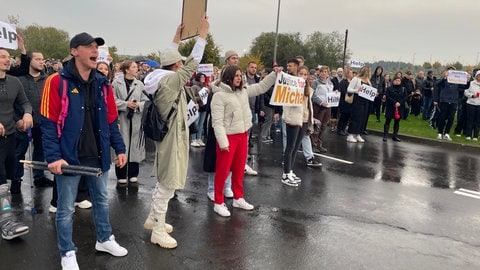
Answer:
[{"left": 2, "top": 131, "right": 480, "bottom": 270}]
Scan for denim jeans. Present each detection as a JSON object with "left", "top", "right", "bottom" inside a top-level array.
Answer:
[
  {"left": 207, "top": 171, "right": 232, "bottom": 193},
  {"left": 56, "top": 172, "right": 111, "bottom": 256},
  {"left": 14, "top": 127, "right": 46, "bottom": 180},
  {"left": 301, "top": 126, "right": 314, "bottom": 160},
  {"left": 192, "top": 111, "right": 207, "bottom": 140}
]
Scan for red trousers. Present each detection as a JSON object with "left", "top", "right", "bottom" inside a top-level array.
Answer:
[{"left": 214, "top": 132, "right": 248, "bottom": 204}]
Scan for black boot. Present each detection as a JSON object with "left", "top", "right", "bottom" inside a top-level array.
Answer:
[
  {"left": 383, "top": 124, "right": 389, "bottom": 142},
  {"left": 392, "top": 121, "right": 400, "bottom": 142}
]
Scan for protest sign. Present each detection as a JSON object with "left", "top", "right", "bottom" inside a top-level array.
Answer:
[
  {"left": 97, "top": 46, "right": 109, "bottom": 63},
  {"left": 447, "top": 70, "right": 468, "bottom": 85},
  {"left": 198, "top": 87, "right": 209, "bottom": 106},
  {"left": 350, "top": 60, "right": 365, "bottom": 68},
  {"left": 326, "top": 91, "right": 341, "bottom": 107},
  {"left": 0, "top": 21, "right": 17, "bottom": 50},
  {"left": 181, "top": 0, "right": 207, "bottom": 40},
  {"left": 198, "top": 63, "right": 214, "bottom": 76},
  {"left": 358, "top": 85, "right": 377, "bottom": 101},
  {"left": 269, "top": 72, "right": 305, "bottom": 107},
  {"left": 187, "top": 99, "right": 199, "bottom": 126}
]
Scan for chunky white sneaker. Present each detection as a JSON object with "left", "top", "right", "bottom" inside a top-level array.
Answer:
[
  {"left": 61, "top": 250, "right": 79, "bottom": 270},
  {"left": 281, "top": 173, "right": 299, "bottom": 187},
  {"left": 474, "top": 138, "right": 478, "bottom": 141},
  {"left": 466, "top": 137, "right": 472, "bottom": 140},
  {"left": 244, "top": 164, "right": 258, "bottom": 176},
  {"left": 444, "top": 134, "right": 452, "bottom": 141},
  {"left": 129, "top": 177, "right": 138, "bottom": 183},
  {"left": 118, "top": 179, "right": 127, "bottom": 184},
  {"left": 95, "top": 235, "right": 128, "bottom": 257},
  {"left": 233, "top": 198, "right": 254, "bottom": 210},
  {"left": 197, "top": 140, "right": 205, "bottom": 147},
  {"left": 289, "top": 171, "right": 302, "bottom": 183},
  {"left": 437, "top": 133, "right": 443, "bottom": 140},
  {"left": 224, "top": 188, "right": 234, "bottom": 198},
  {"left": 213, "top": 203, "right": 231, "bottom": 217},
  {"left": 346, "top": 134, "right": 357, "bottom": 143},
  {"left": 49, "top": 204, "right": 57, "bottom": 213},
  {"left": 190, "top": 140, "right": 200, "bottom": 147},
  {"left": 74, "top": 200, "right": 92, "bottom": 209},
  {"left": 356, "top": 134, "right": 365, "bottom": 143},
  {"left": 207, "top": 191, "right": 214, "bottom": 202}
]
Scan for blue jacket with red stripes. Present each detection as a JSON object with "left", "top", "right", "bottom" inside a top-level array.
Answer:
[{"left": 40, "top": 63, "right": 125, "bottom": 172}]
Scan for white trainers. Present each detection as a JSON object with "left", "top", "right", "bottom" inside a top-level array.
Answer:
[
  {"left": 74, "top": 200, "right": 92, "bottom": 209},
  {"left": 444, "top": 134, "right": 452, "bottom": 141},
  {"left": 244, "top": 164, "right": 258, "bottom": 176},
  {"left": 197, "top": 140, "right": 205, "bottom": 147},
  {"left": 118, "top": 179, "right": 127, "bottom": 184},
  {"left": 346, "top": 134, "right": 357, "bottom": 143},
  {"left": 233, "top": 198, "right": 254, "bottom": 210},
  {"left": 213, "top": 203, "right": 231, "bottom": 217},
  {"left": 289, "top": 171, "right": 301, "bottom": 183},
  {"left": 207, "top": 191, "right": 214, "bottom": 202},
  {"left": 466, "top": 136, "right": 472, "bottom": 140},
  {"left": 356, "top": 134, "right": 365, "bottom": 143},
  {"left": 437, "top": 133, "right": 443, "bottom": 140},
  {"left": 474, "top": 138, "right": 478, "bottom": 141},
  {"left": 190, "top": 140, "right": 200, "bottom": 147},
  {"left": 281, "top": 173, "right": 299, "bottom": 187},
  {"left": 49, "top": 204, "right": 57, "bottom": 213},
  {"left": 129, "top": 177, "right": 138, "bottom": 183},
  {"left": 61, "top": 250, "right": 79, "bottom": 270},
  {"left": 95, "top": 235, "right": 128, "bottom": 257},
  {"left": 224, "top": 188, "right": 234, "bottom": 198}
]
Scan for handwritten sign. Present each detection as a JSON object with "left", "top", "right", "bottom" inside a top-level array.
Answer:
[
  {"left": 187, "top": 99, "right": 199, "bottom": 126},
  {"left": 326, "top": 91, "right": 341, "bottom": 107},
  {"left": 358, "top": 85, "right": 377, "bottom": 101},
  {"left": 198, "top": 87, "right": 209, "bottom": 106},
  {"left": 0, "top": 21, "right": 17, "bottom": 50},
  {"left": 198, "top": 63, "right": 214, "bottom": 76},
  {"left": 269, "top": 72, "right": 305, "bottom": 107},
  {"left": 350, "top": 60, "right": 365, "bottom": 68},
  {"left": 447, "top": 70, "right": 468, "bottom": 85},
  {"left": 97, "top": 46, "right": 109, "bottom": 63}
]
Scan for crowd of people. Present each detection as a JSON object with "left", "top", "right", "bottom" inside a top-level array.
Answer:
[{"left": 1, "top": 16, "right": 480, "bottom": 270}]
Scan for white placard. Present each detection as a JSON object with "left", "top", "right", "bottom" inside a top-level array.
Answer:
[
  {"left": 198, "top": 87, "right": 209, "bottom": 106},
  {"left": 269, "top": 72, "right": 305, "bottom": 107},
  {"left": 350, "top": 60, "right": 365, "bottom": 68},
  {"left": 447, "top": 70, "right": 468, "bottom": 85},
  {"left": 187, "top": 99, "right": 199, "bottom": 126},
  {"left": 358, "top": 85, "right": 377, "bottom": 101},
  {"left": 326, "top": 91, "right": 341, "bottom": 107},
  {"left": 0, "top": 21, "right": 18, "bottom": 50},
  {"left": 97, "top": 46, "right": 109, "bottom": 63},
  {"left": 198, "top": 63, "right": 214, "bottom": 76}
]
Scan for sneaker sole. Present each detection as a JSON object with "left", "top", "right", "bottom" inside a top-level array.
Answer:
[
  {"left": 232, "top": 204, "right": 254, "bottom": 211},
  {"left": 95, "top": 245, "right": 128, "bottom": 256},
  {"left": 2, "top": 228, "right": 29, "bottom": 240},
  {"left": 281, "top": 180, "right": 299, "bottom": 187}
]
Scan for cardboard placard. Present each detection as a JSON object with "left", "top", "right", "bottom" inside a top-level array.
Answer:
[
  {"left": 269, "top": 72, "right": 305, "bottom": 107},
  {"left": 326, "top": 91, "right": 341, "bottom": 107},
  {"left": 358, "top": 84, "right": 377, "bottom": 101},
  {"left": 181, "top": 0, "right": 207, "bottom": 40}
]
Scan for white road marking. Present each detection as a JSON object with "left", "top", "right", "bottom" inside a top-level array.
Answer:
[
  {"left": 454, "top": 190, "right": 480, "bottom": 200},
  {"left": 458, "top": 188, "right": 480, "bottom": 196},
  {"left": 313, "top": 153, "right": 354, "bottom": 164}
]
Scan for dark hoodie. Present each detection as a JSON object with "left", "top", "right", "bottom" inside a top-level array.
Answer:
[{"left": 370, "top": 66, "right": 385, "bottom": 95}]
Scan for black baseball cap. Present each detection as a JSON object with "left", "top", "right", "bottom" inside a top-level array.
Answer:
[{"left": 70, "top": 32, "right": 105, "bottom": 48}]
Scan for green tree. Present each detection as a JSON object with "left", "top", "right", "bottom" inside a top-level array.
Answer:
[
  {"left": 250, "top": 32, "right": 305, "bottom": 67},
  {"left": 422, "top": 62, "right": 432, "bottom": 69},
  {"left": 432, "top": 61, "right": 442, "bottom": 75},
  {"left": 178, "top": 33, "right": 221, "bottom": 66},
  {"left": 304, "top": 31, "right": 350, "bottom": 69},
  {"left": 21, "top": 25, "right": 69, "bottom": 60},
  {"left": 238, "top": 54, "right": 264, "bottom": 73}
]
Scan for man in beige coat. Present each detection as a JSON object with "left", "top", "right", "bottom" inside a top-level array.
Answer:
[{"left": 142, "top": 16, "right": 209, "bottom": 249}]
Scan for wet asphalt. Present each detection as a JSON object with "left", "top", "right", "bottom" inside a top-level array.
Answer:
[{"left": 2, "top": 128, "right": 480, "bottom": 270}]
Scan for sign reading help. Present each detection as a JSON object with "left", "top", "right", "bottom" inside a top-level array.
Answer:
[
  {"left": 0, "top": 21, "right": 17, "bottom": 50},
  {"left": 326, "top": 91, "right": 341, "bottom": 107},
  {"left": 198, "top": 87, "right": 209, "bottom": 106},
  {"left": 358, "top": 85, "right": 377, "bottom": 101},
  {"left": 187, "top": 99, "right": 199, "bottom": 126}
]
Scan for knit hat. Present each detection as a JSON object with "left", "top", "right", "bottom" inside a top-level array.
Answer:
[
  {"left": 160, "top": 48, "right": 186, "bottom": 67},
  {"left": 70, "top": 32, "right": 104, "bottom": 48},
  {"left": 475, "top": 70, "right": 480, "bottom": 78},
  {"left": 224, "top": 50, "right": 238, "bottom": 60}
]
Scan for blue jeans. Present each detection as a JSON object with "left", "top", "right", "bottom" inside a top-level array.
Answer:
[
  {"left": 192, "top": 111, "right": 207, "bottom": 140},
  {"left": 56, "top": 172, "right": 111, "bottom": 256},
  {"left": 207, "top": 172, "right": 232, "bottom": 193},
  {"left": 301, "top": 127, "right": 314, "bottom": 160},
  {"left": 422, "top": 96, "right": 433, "bottom": 120}
]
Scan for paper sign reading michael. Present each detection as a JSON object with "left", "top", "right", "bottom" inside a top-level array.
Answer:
[
  {"left": 447, "top": 70, "right": 468, "bottom": 85},
  {"left": 327, "top": 91, "right": 341, "bottom": 107},
  {"left": 187, "top": 99, "right": 199, "bottom": 126},
  {"left": 198, "top": 63, "right": 213, "bottom": 76},
  {"left": 358, "top": 85, "right": 377, "bottom": 101},
  {"left": 269, "top": 72, "right": 305, "bottom": 107},
  {"left": 0, "top": 21, "right": 18, "bottom": 50}
]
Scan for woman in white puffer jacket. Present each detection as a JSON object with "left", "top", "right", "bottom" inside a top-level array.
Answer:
[{"left": 464, "top": 70, "right": 480, "bottom": 140}]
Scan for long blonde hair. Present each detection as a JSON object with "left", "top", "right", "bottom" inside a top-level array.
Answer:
[{"left": 357, "top": 66, "right": 371, "bottom": 85}]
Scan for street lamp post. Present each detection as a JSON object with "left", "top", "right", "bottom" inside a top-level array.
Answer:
[{"left": 273, "top": 0, "right": 281, "bottom": 66}]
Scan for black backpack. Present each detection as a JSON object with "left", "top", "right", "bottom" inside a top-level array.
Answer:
[{"left": 141, "top": 90, "right": 180, "bottom": 142}]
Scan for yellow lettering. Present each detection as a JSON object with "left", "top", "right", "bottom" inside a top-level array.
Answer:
[{"left": 273, "top": 85, "right": 288, "bottom": 103}]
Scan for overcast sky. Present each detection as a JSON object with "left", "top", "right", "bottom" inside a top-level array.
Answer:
[{"left": 2, "top": 0, "right": 479, "bottom": 66}]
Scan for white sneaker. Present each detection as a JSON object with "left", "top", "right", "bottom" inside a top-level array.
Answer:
[
  {"left": 214, "top": 203, "right": 231, "bottom": 217},
  {"left": 347, "top": 134, "right": 357, "bottom": 143},
  {"left": 74, "top": 200, "right": 92, "bottom": 209},
  {"left": 61, "top": 250, "right": 79, "bottom": 270},
  {"left": 118, "top": 179, "right": 127, "bottom": 184},
  {"left": 244, "top": 165, "right": 258, "bottom": 176},
  {"left": 190, "top": 140, "right": 200, "bottom": 147},
  {"left": 437, "top": 133, "right": 443, "bottom": 140},
  {"left": 281, "top": 173, "right": 299, "bottom": 187},
  {"left": 466, "top": 137, "right": 472, "bottom": 140},
  {"left": 233, "top": 198, "right": 254, "bottom": 210},
  {"left": 289, "top": 171, "right": 302, "bottom": 183},
  {"left": 129, "top": 177, "right": 138, "bottom": 183},
  {"left": 95, "top": 235, "right": 128, "bottom": 257},
  {"left": 474, "top": 138, "right": 478, "bottom": 141},
  {"left": 49, "top": 204, "right": 57, "bottom": 213},
  {"left": 444, "top": 134, "right": 452, "bottom": 141},
  {"left": 197, "top": 140, "right": 205, "bottom": 147},
  {"left": 224, "top": 188, "right": 234, "bottom": 198},
  {"left": 356, "top": 134, "right": 365, "bottom": 143},
  {"left": 207, "top": 191, "right": 214, "bottom": 202}
]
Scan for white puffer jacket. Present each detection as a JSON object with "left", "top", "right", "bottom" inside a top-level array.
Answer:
[
  {"left": 465, "top": 80, "right": 480, "bottom": 106},
  {"left": 211, "top": 71, "right": 276, "bottom": 148}
]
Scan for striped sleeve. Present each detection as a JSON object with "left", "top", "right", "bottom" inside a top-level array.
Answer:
[{"left": 40, "top": 73, "right": 62, "bottom": 122}]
